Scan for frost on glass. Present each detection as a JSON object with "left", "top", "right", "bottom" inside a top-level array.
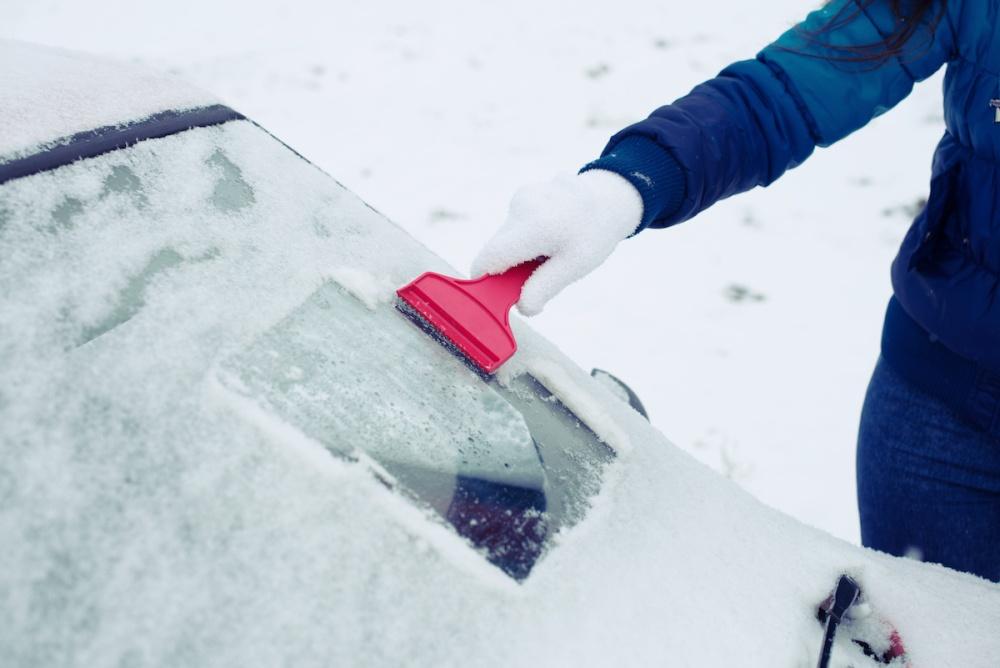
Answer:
[
  {"left": 0, "top": 120, "right": 617, "bottom": 667},
  {"left": 214, "top": 279, "right": 614, "bottom": 579}
]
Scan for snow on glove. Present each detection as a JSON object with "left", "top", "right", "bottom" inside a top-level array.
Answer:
[{"left": 471, "top": 169, "right": 643, "bottom": 316}]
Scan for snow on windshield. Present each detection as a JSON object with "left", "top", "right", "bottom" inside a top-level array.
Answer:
[
  {"left": 0, "top": 117, "right": 614, "bottom": 618},
  {"left": 0, "top": 121, "right": 551, "bottom": 662}
]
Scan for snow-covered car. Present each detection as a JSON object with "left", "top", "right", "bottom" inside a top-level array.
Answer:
[{"left": 1, "top": 41, "right": 998, "bottom": 668}]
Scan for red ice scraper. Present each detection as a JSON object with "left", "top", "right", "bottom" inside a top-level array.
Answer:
[{"left": 396, "top": 258, "right": 544, "bottom": 377}]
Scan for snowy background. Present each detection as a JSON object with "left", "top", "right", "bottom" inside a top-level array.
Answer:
[{"left": 0, "top": 0, "right": 945, "bottom": 544}]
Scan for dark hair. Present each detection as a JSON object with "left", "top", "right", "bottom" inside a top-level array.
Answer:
[{"left": 796, "top": 0, "right": 947, "bottom": 63}]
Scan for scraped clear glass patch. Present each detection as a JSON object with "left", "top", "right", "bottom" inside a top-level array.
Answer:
[{"left": 215, "top": 280, "right": 614, "bottom": 579}]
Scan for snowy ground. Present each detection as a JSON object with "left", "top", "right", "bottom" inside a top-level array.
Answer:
[{"left": 1, "top": 0, "right": 947, "bottom": 543}]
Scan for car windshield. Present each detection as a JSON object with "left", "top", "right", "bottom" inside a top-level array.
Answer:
[{"left": 0, "top": 118, "right": 614, "bottom": 581}]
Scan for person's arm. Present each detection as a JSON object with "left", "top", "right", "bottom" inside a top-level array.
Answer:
[
  {"left": 473, "top": 0, "right": 960, "bottom": 315},
  {"left": 583, "top": 0, "right": 960, "bottom": 233}
]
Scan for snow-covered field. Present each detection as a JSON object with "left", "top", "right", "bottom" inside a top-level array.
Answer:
[{"left": 1, "top": 0, "right": 947, "bottom": 543}]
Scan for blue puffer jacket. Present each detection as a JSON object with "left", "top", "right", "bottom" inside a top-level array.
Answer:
[{"left": 585, "top": 0, "right": 1000, "bottom": 433}]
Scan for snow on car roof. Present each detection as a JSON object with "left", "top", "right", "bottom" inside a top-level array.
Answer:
[{"left": 0, "top": 39, "right": 218, "bottom": 163}]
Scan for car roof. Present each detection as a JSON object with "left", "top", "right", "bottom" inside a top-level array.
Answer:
[{"left": 0, "top": 39, "right": 218, "bottom": 165}]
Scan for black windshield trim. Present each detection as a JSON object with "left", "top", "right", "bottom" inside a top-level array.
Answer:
[{"left": 0, "top": 104, "right": 245, "bottom": 186}]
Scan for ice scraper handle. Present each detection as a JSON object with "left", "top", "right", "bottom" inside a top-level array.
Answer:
[{"left": 468, "top": 258, "right": 546, "bottom": 316}]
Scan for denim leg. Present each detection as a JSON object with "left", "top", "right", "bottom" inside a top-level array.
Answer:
[{"left": 857, "top": 357, "right": 1000, "bottom": 582}]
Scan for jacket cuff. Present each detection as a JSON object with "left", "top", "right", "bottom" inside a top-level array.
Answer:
[{"left": 579, "top": 134, "right": 686, "bottom": 234}]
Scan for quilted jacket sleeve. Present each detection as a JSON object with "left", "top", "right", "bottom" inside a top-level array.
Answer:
[{"left": 583, "top": 0, "right": 959, "bottom": 232}]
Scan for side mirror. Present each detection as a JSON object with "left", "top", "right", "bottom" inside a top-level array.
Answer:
[{"left": 590, "top": 368, "right": 649, "bottom": 421}]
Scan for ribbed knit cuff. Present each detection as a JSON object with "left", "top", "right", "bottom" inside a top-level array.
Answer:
[{"left": 579, "top": 134, "right": 686, "bottom": 234}]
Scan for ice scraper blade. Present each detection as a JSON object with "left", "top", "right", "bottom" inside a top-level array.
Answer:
[{"left": 395, "top": 258, "right": 544, "bottom": 377}]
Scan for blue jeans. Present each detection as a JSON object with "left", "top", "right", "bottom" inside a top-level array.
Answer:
[{"left": 857, "top": 357, "right": 1000, "bottom": 582}]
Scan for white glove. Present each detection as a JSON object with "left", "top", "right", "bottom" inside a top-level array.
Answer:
[{"left": 471, "top": 169, "right": 643, "bottom": 316}]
